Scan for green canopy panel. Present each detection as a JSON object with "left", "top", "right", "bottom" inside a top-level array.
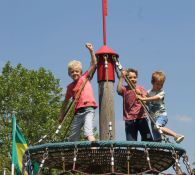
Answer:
[{"left": 26, "top": 141, "right": 186, "bottom": 174}]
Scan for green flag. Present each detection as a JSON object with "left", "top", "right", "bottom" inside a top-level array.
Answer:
[{"left": 12, "top": 114, "right": 28, "bottom": 175}]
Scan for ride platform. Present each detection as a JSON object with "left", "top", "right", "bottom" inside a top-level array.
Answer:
[{"left": 26, "top": 141, "right": 186, "bottom": 174}]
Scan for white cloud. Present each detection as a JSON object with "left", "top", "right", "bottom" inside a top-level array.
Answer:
[{"left": 177, "top": 115, "right": 192, "bottom": 122}]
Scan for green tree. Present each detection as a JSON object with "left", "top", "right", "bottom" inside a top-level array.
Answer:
[{"left": 0, "top": 62, "right": 64, "bottom": 171}]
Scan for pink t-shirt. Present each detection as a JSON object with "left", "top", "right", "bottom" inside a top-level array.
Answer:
[
  {"left": 122, "top": 85, "right": 147, "bottom": 120},
  {"left": 65, "top": 71, "right": 97, "bottom": 111}
]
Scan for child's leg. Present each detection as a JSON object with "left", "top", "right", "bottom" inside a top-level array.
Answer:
[
  {"left": 156, "top": 116, "right": 184, "bottom": 143},
  {"left": 83, "top": 109, "right": 96, "bottom": 141},
  {"left": 160, "top": 127, "right": 184, "bottom": 143},
  {"left": 125, "top": 120, "right": 138, "bottom": 141},
  {"left": 159, "top": 127, "right": 177, "bottom": 137},
  {"left": 138, "top": 118, "right": 153, "bottom": 141},
  {"left": 151, "top": 122, "right": 162, "bottom": 142},
  {"left": 68, "top": 114, "right": 84, "bottom": 142},
  {"left": 87, "top": 135, "right": 96, "bottom": 141},
  {"left": 152, "top": 115, "right": 168, "bottom": 141}
]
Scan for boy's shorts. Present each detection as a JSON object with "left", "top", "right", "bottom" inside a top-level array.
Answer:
[
  {"left": 68, "top": 107, "right": 95, "bottom": 142},
  {"left": 152, "top": 115, "right": 168, "bottom": 142}
]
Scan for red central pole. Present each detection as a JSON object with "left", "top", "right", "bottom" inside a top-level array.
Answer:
[{"left": 102, "top": 0, "right": 107, "bottom": 45}]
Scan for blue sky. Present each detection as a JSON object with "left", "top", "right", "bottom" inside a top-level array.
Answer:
[{"left": 1, "top": 0, "right": 195, "bottom": 173}]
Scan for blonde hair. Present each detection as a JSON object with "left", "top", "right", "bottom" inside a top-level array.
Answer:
[
  {"left": 151, "top": 71, "right": 166, "bottom": 84},
  {"left": 67, "top": 60, "right": 82, "bottom": 75}
]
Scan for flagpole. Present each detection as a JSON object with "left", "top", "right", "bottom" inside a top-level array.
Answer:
[
  {"left": 3, "top": 168, "right": 6, "bottom": 175},
  {"left": 11, "top": 113, "right": 16, "bottom": 175},
  {"left": 102, "top": 0, "right": 107, "bottom": 45}
]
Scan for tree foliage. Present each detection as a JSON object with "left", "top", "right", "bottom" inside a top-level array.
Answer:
[{"left": 0, "top": 62, "right": 63, "bottom": 171}]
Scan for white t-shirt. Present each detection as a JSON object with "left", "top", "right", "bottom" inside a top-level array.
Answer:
[{"left": 147, "top": 89, "right": 167, "bottom": 117}]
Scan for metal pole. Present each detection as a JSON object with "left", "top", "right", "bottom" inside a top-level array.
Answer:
[{"left": 3, "top": 168, "right": 6, "bottom": 175}]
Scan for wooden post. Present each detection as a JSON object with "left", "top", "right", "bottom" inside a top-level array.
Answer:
[
  {"left": 99, "top": 81, "right": 115, "bottom": 140},
  {"left": 96, "top": 45, "right": 119, "bottom": 140}
]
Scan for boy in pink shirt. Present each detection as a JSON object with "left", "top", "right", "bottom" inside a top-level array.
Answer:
[
  {"left": 117, "top": 68, "right": 153, "bottom": 141},
  {"left": 59, "top": 43, "right": 97, "bottom": 141}
]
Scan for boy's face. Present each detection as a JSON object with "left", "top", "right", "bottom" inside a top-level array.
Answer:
[
  {"left": 69, "top": 67, "right": 82, "bottom": 81},
  {"left": 152, "top": 81, "right": 164, "bottom": 91},
  {"left": 127, "top": 72, "right": 137, "bottom": 86}
]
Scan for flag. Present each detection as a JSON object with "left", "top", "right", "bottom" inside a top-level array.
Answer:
[{"left": 12, "top": 114, "right": 28, "bottom": 175}]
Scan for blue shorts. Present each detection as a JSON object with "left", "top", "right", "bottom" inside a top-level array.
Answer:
[
  {"left": 151, "top": 115, "right": 168, "bottom": 142},
  {"left": 68, "top": 107, "right": 95, "bottom": 142}
]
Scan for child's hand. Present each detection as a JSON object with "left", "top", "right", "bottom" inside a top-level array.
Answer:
[
  {"left": 135, "top": 88, "right": 142, "bottom": 95},
  {"left": 85, "top": 42, "right": 93, "bottom": 52},
  {"left": 121, "top": 69, "right": 126, "bottom": 78},
  {"left": 136, "top": 95, "right": 147, "bottom": 104},
  {"left": 137, "top": 95, "right": 144, "bottom": 101}
]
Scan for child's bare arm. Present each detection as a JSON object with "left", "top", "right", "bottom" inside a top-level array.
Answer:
[
  {"left": 58, "top": 98, "right": 69, "bottom": 123},
  {"left": 85, "top": 42, "right": 97, "bottom": 75},
  {"left": 117, "top": 70, "right": 126, "bottom": 95},
  {"left": 138, "top": 95, "right": 160, "bottom": 102}
]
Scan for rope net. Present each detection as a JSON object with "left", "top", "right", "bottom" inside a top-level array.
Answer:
[{"left": 25, "top": 141, "right": 186, "bottom": 174}]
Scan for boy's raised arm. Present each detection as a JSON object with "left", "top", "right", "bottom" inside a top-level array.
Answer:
[
  {"left": 117, "top": 70, "right": 126, "bottom": 95},
  {"left": 85, "top": 42, "right": 97, "bottom": 75}
]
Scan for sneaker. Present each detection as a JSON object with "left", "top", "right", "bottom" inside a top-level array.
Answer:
[{"left": 174, "top": 135, "right": 184, "bottom": 143}]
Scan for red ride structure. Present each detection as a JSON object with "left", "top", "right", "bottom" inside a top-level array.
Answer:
[
  {"left": 96, "top": 0, "right": 119, "bottom": 140},
  {"left": 96, "top": 45, "right": 118, "bottom": 82}
]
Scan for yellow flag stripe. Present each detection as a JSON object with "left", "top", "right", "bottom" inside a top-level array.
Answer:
[{"left": 16, "top": 143, "right": 28, "bottom": 175}]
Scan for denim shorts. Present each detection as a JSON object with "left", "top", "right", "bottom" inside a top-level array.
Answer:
[
  {"left": 151, "top": 115, "right": 168, "bottom": 141},
  {"left": 155, "top": 115, "right": 168, "bottom": 127},
  {"left": 68, "top": 107, "right": 95, "bottom": 142}
]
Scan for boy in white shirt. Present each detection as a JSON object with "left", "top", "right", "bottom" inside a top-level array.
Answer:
[{"left": 138, "top": 71, "right": 184, "bottom": 143}]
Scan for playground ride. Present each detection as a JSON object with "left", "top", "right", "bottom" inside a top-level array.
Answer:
[
  {"left": 25, "top": 54, "right": 193, "bottom": 174},
  {"left": 24, "top": 1, "right": 194, "bottom": 174},
  {"left": 26, "top": 141, "right": 190, "bottom": 175}
]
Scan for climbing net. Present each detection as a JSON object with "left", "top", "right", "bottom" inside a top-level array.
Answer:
[{"left": 24, "top": 140, "right": 193, "bottom": 175}]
